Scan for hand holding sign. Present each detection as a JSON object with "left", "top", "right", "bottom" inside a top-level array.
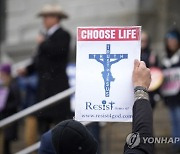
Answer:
[{"left": 133, "top": 60, "right": 151, "bottom": 89}]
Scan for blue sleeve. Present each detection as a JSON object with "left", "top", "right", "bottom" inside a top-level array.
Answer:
[{"left": 39, "top": 130, "right": 56, "bottom": 154}]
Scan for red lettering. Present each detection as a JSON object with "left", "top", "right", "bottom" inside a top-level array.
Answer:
[{"left": 78, "top": 27, "right": 140, "bottom": 41}]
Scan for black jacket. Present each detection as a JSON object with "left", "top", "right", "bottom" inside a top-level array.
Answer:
[
  {"left": 0, "top": 79, "right": 20, "bottom": 119},
  {"left": 27, "top": 27, "right": 71, "bottom": 120},
  {"left": 124, "top": 99, "right": 154, "bottom": 154},
  {"left": 160, "top": 49, "right": 180, "bottom": 107},
  {"left": 0, "top": 79, "right": 20, "bottom": 141}
]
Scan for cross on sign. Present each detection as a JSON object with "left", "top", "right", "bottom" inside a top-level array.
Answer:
[{"left": 89, "top": 44, "right": 128, "bottom": 97}]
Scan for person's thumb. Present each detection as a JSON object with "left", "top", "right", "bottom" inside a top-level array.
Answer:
[{"left": 134, "top": 59, "right": 140, "bottom": 70}]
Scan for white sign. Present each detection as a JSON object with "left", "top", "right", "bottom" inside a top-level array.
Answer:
[{"left": 75, "top": 26, "right": 141, "bottom": 122}]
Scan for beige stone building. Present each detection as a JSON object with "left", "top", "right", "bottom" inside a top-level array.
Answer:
[{"left": 0, "top": 0, "right": 179, "bottom": 63}]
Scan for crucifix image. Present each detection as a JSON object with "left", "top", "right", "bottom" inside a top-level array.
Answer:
[{"left": 89, "top": 44, "right": 128, "bottom": 97}]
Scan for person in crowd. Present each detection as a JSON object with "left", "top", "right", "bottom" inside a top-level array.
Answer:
[
  {"left": 160, "top": 28, "right": 180, "bottom": 153},
  {"left": 0, "top": 64, "right": 20, "bottom": 154},
  {"left": 18, "top": 4, "right": 71, "bottom": 148},
  {"left": 17, "top": 68, "right": 38, "bottom": 146},
  {"left": 39, "top": 60, "right": 153, "bottom": 154},
  {"left": 18, "top": 72, "right": 38, "bottom": 109},
  {"left": 17, "top": 62, "right": 38, "bottom": 146},
  {"left": 141, "top": 31, "right": 160, "bottom": 108},
  {"left": 18, "top": 4, "right": 71, "bottom": 136},
  {"left": 39, "top": 120, "right": 98, "bottom": 154}
]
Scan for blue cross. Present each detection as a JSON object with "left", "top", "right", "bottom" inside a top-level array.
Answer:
[{"left": 89, "top": 44, "right": 128, "bottom": 97}]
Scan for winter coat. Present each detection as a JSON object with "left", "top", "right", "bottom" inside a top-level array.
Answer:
[{"left": 26, "top": 27, "right": 71, "bottom": 121}]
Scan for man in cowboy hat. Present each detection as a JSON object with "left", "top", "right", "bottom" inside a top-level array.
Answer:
[
  {"left": 36, "top": 4, "right": 69, "bottom": 43},
  {"left": 18, "top": 4, "right": 71, "bottom": 136}
]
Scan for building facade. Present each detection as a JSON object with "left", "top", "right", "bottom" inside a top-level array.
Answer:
[{"left": 1, "top": 0, "right": 179, "bottom": 63}]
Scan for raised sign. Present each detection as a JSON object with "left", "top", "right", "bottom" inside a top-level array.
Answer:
[{"left": 75, "top": 26, "right": 141, "bottom": 122}]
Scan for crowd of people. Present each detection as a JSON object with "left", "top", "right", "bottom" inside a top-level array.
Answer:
[{"left": 0, "top": 3, "right": 180, "bottom": 154}]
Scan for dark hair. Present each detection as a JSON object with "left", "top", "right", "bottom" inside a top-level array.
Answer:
[{"left": 165, "top": 28, "right": 180, "bottom": 57}]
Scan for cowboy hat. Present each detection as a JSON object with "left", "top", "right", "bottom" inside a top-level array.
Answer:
[{"left": 38, "top": 4, "right": 68, "bottom": 19}]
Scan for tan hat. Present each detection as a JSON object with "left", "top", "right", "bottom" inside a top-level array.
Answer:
[{"left": 38, "top": 4, "right": 68, "bottom": 19}]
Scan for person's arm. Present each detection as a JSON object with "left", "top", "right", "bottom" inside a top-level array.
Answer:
[
  {"left": 95, "top": 57, "right": 104, "bottom": 64},
  {"left": 17, "top": 57, "right": 36, "bottom": 76},
  {"left": 124, "top": 60, "right": 154, "bottom": 154},
  {"left": 26, "top": 61, "right": 36, "bottom": 75},
  {"left": 110, "top": 59, "right": 120, "bottom": 65}
]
